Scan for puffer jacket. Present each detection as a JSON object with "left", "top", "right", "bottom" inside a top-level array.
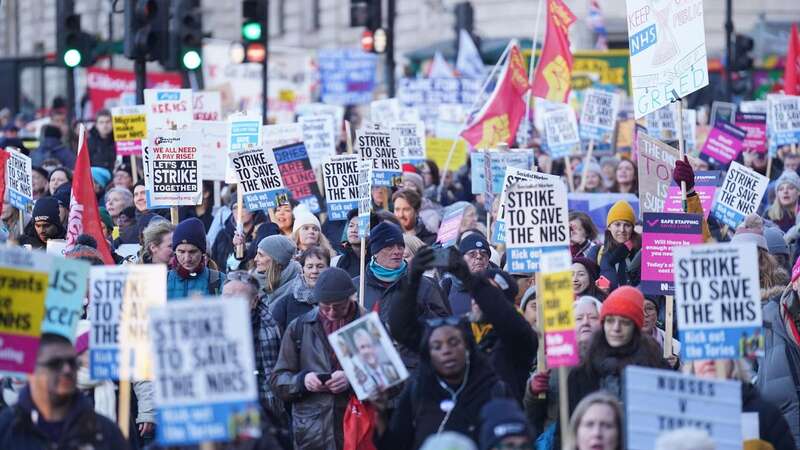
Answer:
[
  {"left": 270, "top": 307, "right": 363, "bottom": 450},
  {"left": 166, "top": 267, "right": 221, "bottom": 300},
  {"left": 757, "top": 287, "right": 800, "bottom": 447}
]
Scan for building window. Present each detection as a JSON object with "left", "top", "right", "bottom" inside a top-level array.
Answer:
[{"left": 269, "top": 0, "right": 285, "bottom": 37}]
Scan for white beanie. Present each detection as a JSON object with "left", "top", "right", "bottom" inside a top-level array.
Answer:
[{"left": 292, "top": 204, "right": 321, "bottom": 234}]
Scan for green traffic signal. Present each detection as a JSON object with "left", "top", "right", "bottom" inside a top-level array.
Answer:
[
  {"left": 182, "top": 50, "right": 202, "bottom": 70},
  {"left": 242, "top": 21, "right": 262, "bottom": 41},
  {"left": 63, "top": 49, "right": 82, "bottom": 68}
]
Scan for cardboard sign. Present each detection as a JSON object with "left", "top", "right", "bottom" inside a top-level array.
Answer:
[
  {"left": 263, "top": 122, "right": 304, "bottom": 150},
  {"left": 0, "top": 247, "right": 50, "bottom": 375},
  {"left": 568, "top": 193, "right": 640, "bottom": 229},
  {"left": 624, "top": 366, "right": 742, "bottom": 450},
  {"left": 486, "top": 151, "right": 535, "bottom": 195},
  {"left": 699, "top": 121, "right": 747, "bottom": 166},
  {"left": 426, "top": 137, "right": 467, "bottom": 174},
  {"left": 226, "top": 114, "right": 264, "bottom": 183},
  {"left": 436, "top": 204, "right": 466, "bottom": 248},
  {"left": 150, "top": 297, "right": 261, "bottom": 446},
  {"left": 143, "top": 130, "right": 203, "bottom": 207},
  {"left": 637, "top": 132, "right": 680, "bottom": 214},
  {"left": 710, "top": 161, "right": 769, "bottom": 229},
  {"left": 296, "top": 103, "right": 344, "bottom": 132},
  {"left": 192, "top": 91, "right": 222, "bottom": 121},
  {"left": 357, "top": 161, "right": 372, "bottom": 239},
  {"left": 144, "top": 88, "right": 193, "bottom": 130},
  {"left": 229, "top": 147, "right": 288, "bottom": 211},
  {"left": 370, "top": 98, "right": 400, "bottom": 124},
  {"left": 710, "top": 101, "right": 737, "bottom": 125},
  {"left": 664, "top": 171, "right": 720, "bottom": 219},
  {"left": 318, "top": 48, "right": 378, "bottom": 105},
  {"left": 195, "top": 121, "right": 228, "bottom": 182},
  {"left": 767, "top": 95, "right": 800, "bottom": 146},
  {"left": 356, "top": 124, "right": 401, "bottom": 187},
  {"left": 273, "top": 142, "right": 323, "bottom": 214},
  {"left": 674, "top": 242, "right": 762, "bottom": 360},
  {"left": 734, "top": 112, "right": 767, "bottom": 154},
  {"left": 299, "top": 115, "right": 337, "bottom": 169},
  {"left": 393, "top": 121, "right": 426, "bottom": 166},
  {"left": 119, "top": 264, "right": 167, "bottom": 382},
  {"left": 470, "top": 152, "right": 486, "bottom": 194},
  {"left": 323, "top": 155, "right": 361, "bottom": 221},
  {"left": 42, "top": 256, "right": 90, "bottom": 342},
  {"left": 111, "top": 105, "right": 147, "bottom": 156},
  {"left": 542, "top": 107, "right": 580, "bottom": 158},
  {"left": 579, "top": 88, "right": 621, "bottom": 142},
  {"left": 626, "top": 0, "right": 708, "bottom": 118},
  {"left": 397, "top": 78, "right": 480, "bottom": 131},
  {"left": 328, "top": 312, "right": 409, "bottom": 400},
  {"left": 640, "top": 212, "right": 704, "bottom": 296},
  {"left": 89, "top": 266, "right": 126, "bottom": 380},
  {"left": 505, "top": 178, "right": 570, "bottom": 273},
  {"left": 6, "top": 151, "right": 31, "bottom": 210},
  {"left": 540, "top": 264, "right": 579, "bottom": 368}
]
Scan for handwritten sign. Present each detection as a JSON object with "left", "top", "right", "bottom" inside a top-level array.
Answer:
[
  {"left": 42, "top": 256, "right": 89, "bottom": 342},
  {"left": 144, "top": 88, "right": 193, "bottom": 130},
  {"left": 192, "top": 91, "right": 221, "bottom": 121},
  {"left": 637, "top": 132, "right": 680, "bottom": 214}
]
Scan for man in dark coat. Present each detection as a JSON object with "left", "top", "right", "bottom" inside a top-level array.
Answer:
[
  {"left": 87, "top": 109, "right": 116, "bottom": 172},
  {"left": 30, "top": 125, "right": 76, "bottom": 169},
  {"left": 18, "top": 197, "right": 66, "bottom": 249}
]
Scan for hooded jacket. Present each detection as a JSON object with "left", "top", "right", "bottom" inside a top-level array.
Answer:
[
  {"left": 31, "top": 137, "right": 76, "bottom": 169},
  {"left": 87, "top": 127, "right": 116, "bottom": 172},
  {"left": 0, "top": 386, "right": 128, "bottom": 450},
  {"left": 18, "top": 218, "right": 66, "bottom": 249}
]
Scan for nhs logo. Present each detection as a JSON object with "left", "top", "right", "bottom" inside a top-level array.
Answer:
[
  {"left": 156, "top": 91, "right": 180, "bottom": 101},
  {"left": 630, "top": 24, "right": 657, "bottom": 57}
]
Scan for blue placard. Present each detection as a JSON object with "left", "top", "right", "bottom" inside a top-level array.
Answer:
[
  {"left": 470, "top": 152, "right": 486, "bottom": 194},
  {"left": 507, "top": 246, "right": 570, "bottom": 274},
  {"left": 229, "top": 119, "right": 262, "bottom": 152},
  {"left": 42, "top": 257, "right": 89, "bottom": 342},
  {"left": 318, "top": 49, "right": 378, "bottom": 105},
  {"left": 156, "top": 401, "right": 261, "bottom": 446}
]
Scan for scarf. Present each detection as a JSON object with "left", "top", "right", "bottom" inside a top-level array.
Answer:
[
  {"left": 781, "top": 290, "right": 800, "bottom": 348},
  {"left": 77, "top": 367, "right": 117, "bottom": 421},
  {"left": 292, "top": 275, "right": 316, "bottom": 305},
  {"left": 172, "top": 255, "right": 208, "bottom": 279},
  {"left": 319, "top": 301, "right": 357, "bottom": 370},
  {"left": 369, "top": 258, "right": 407, "bottom": 283}
]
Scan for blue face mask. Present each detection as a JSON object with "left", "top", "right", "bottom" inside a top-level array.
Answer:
[{"left": 369, "top": 257, "right": 407, "bottom": 283}]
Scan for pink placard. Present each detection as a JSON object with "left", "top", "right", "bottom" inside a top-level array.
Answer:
[
  {"left": 115, "top": 139, "right": 142, "bottom": 156},
  {"left": 545, "top": 330, "right": 579, "bottom": 367},
  {"left": 0, "top": 334, "right": 40, "bottom": 375},
  {"left": 699, "top": 122, "right": 747, "bottom": 166}
]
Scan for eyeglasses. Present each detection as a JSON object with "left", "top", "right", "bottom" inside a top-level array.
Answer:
[
  {"left": 426, "top": 316, "right": 461, "bottom": 328},
  {"left": 37, "top": 356, "right": 78, "bottom": 372},
  {"left": 464, "top": 249, "right": 489, "bottom": 260}
]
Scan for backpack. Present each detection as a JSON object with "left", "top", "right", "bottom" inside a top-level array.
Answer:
[{"left": 207, "top": 269, "right": 222, "bottom": 295}]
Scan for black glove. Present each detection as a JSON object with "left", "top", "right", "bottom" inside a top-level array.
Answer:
[
  {"left": 446, "top": 247, "right": 474, "bottom": 286},
  {"left": 409, "top": 246, "right": 435, "bottom": 283}
]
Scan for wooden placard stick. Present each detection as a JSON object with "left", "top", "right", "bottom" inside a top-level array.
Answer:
[
  {"left": 663, "top": 295, "right": 674, "bottom": 359},
  {"left": 130, "top": 155, "right": 138, "bottom": 183},
  {"left": 578, "top": 139, "right": 595, "bottom": 192},
  {"left": 118, "top": 380, "right": 131, "bottom": 438},
  {"left": 563, "top": 156, "right": 575, "bottom": 192},
  {"left": 675, "top": 94, "right": 688, "bottom": 212},
  {"left": 535, "top": 272, "right": 547, "bottom": 399}
]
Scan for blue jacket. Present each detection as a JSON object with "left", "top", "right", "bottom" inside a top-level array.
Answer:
[
  {"left": 166, "top": 267, "right": 221, "bottom": 300},
  {"left": 30, "top": 137, "right": 76, "bottom": 169}
]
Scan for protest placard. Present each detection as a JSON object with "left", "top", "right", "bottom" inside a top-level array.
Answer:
[
  {"left": 637, "top": 132, "right": 680, "bottom": 214},
  {"left": 192, "top": 91, "right": 221, "bottom": 121},
  {"left": 734, "top": 112, "right": 767, "bottom": 154},
  {"left": 625, "top": 366, "right": 742, "bottom": 450},
  {"left": 579, "top": 88, "right": 621, "bottom": 142},
  {"left": 89, "top": 266, "right": 126, "bottom": 380},
  {"left": 739, "top": 100, "right": 768, "bottom": 114},
  {"left": 143, "top": 129, "right": 203, "bottom": 207},
  {"left": 357, "top": 161, "right": 372, "bottom": 239},
  {"left": 328, "top": 312, "right": 409, "bottom": 401},
  {"left": 370, "top": 98, "right": 400, "bottom": 124},
  {"left": 299, "top": 115, "right": 337, "bottom": 168},
  {"left": 645, "top": 104, "right": 680, "bottom": 142},
  {"left": 505, "top": 178, "right": 570, "bottom": 273},
  {"left": 398, "top": 107, "right": 420, "bottom": 123},
  {"left": 323, "top": 155, "right": 361, "bottom": 221},
  {"left": 393, "top": 121, "right": 426, "bottom": 166},
  {"left": 540, "top": 264, "right": 579, "bottom": 368},
  {"left": 626, "top": 0, "right": 708, "bottom": 118},
  {"left": 710, "top": 161, "right": 769, "bottom": 229},
  {"left": 46, "top": 240, "right": 67, "bottom": 256},
  {"left": 229, "top": 147, "right": 288, "bottom": 211},
  {"left": 710, "top": 101, "right": 737, "bottom": 125},
  {"left": 144, "top": 88, "right": 193, "bottom": 130},
  {"left": 640, "top": 212, "right": 704, "bottom": 296},
  {"left": 426, "top": 137, "right": 467, "bottom": 172},
  {"left": 5, "top": 150, "right": 31, "bottom": 210},
  {"left": 296, "top": 103, "right": 344, "bottom": 132},
  {"left": 492, "top": 167, "right": 549, "bottom": 243},
  {"left": 274, "top": 142, "right": 324, "bottom": 214},
  {"left": 42, "top": 255, "right": 89, "bottom": 342},
  {"left": 486, "top": 151, "right": 535, "bottom": 195},
  {"left": 111, "top": 105, "right": 147, "bottom": 156},
  {"left": 119, "top": 264, "right": 166, "bottom": 382},
  {"left": 397, "top": 77, "right": 480, "bottom": 130},
  {"left": 436, "top": 204, "right": 466, "bottom": 248},
  {"left": 356, "top": 124, "right": 401, "bottom": 187},
  {"left": 542, "top": 107, "right": 580, "bottom": 159},
  {"left": 263, "top": 122, "right": 304, "bottom": 150},
  {"left": 767, "top": 95, "right": 800, "bottom": 146},
  {"left": 664, "top": 171, "right": 720, "bottom": 219},
  {"left": 699, "top": 121, "right": 747, "bottom": 166},
  {"left": 195, "top": 121, "right": 228, "bottom": 181},
  {"left": 149, "top": 297, "right": 261, "bottom": 446},
  {"left": 568, "top": 193, "right": 640, "bottom": 229},
  {"left": 0, "top": 247, "right": 49, "bottom": 375},
  {"left": 226, "top": 113, "right": 264, "bottom": 183},
  {"left": 674, "top": 242, "right": 762, "bottom": 360},
  {"left": 470, "top": 152, "right": 486, "bottom": 194},
  {"left": 318, "top": 49, "right": 378, "bottom": 105}
]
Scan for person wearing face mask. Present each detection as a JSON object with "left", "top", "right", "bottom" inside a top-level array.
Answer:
[
  {"left": 585, "top": 200, "right": 640, "bottom": 289},
  {"left": 569, "top": 392, "right": 623, "bottom": 450},
  {"left": 765, "top": 171, "right": 800, "bottom": 232},
  {"left": 271, "top": 268, "right": 362, "bottom": 450},
  {"left": 571, "top": 257, "right": 606, "bottom": 300},
  {"left": 271, "top": 246, "right": 330, "bottom": 333},
  {"left": 331, "top": 209, "right": 362, "bottom": 278},
  {"left": 166, "top": 218, "right": 222, "bottom": 300}
]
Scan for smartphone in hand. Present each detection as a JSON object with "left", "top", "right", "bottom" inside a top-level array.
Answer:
[{"left": 317, "top": 373, "right": 332, "bottom": 383}]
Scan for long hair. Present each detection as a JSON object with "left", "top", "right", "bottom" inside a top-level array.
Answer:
[
  {"left": 141, "top": 220, "right": 175, "bottom": 263},
  {"left": 609, "top": 157, "right": 638, "bottom": 194},
  {"left": 757, "top": 247, "right": 784, "bottom": 293},
  {"left": 569, "top": 391, "right": 623, "bottom": 450},
  {"left": 602, "top": 229, "right": 641, "bottom": 254},
  {"left": 569, "top": 211, "right": 598, "bottom": 242},
  {"left": 292, "top": 226, "right": 335, "bottom": 259},
  {"left": 767, "top": 197, "right": 796, "bottom": 223},
  {"left": 583, "top": 326, "right": 666, "bottom": 378}
]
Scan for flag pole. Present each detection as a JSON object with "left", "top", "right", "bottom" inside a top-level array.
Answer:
[{"left": 524, "top": 0, "right": 546, "bottom": 129}]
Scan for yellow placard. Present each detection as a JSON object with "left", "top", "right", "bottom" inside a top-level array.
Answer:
[
  {"left": 540, "top": 270, "right": 575, "bottom": 333},
  {"left": 112, "top": 113, "right": 147, "bottom": 142},
  {"left": 426, "top": 137, "right": 467, "bottom": 173},
  {"left": 0, "top": 267, "right": 48, "bottom": 338}
]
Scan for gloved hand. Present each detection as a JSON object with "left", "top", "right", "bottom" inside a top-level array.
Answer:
[
  {"left": 672, "top": 155, "right": 695, "bottom": 191},
  {"left": 529, "top": 370, "right": 551, "bottom": 396},
  {"left": 409, "top": 246, "right": 435, "bottom": 283},
  {"left": 445, "top": 247, "right": 472, "bottom": 284}
]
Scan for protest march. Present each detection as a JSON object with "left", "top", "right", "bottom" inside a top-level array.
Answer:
[{"left": 2, "top": 1, "right": 800, "bottom": 450}]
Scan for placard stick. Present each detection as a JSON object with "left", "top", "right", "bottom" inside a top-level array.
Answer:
[
  {"left": 118, "top": 381, "right": 131, "bottom": 438},
  {"left": 358, "top": 237, "right": 366, "bottom": 308},
  {"left": 235, "top": 187, "right": 245, "bottom": 259},
  {"left": 766, "top": 155, "right": 773, "bottom": 180},
  {"left": 563, "top": 156, "right": 575, "bottom": 192},
  {"left": 18, "top": 210, "right": 24, "bottom": 240},
  {"left": 676, "top": 98, "right": 688, "bottom": 212},
  {"left": 170, "top": 206, "right": 179, "bottom": 225},
  {"left": 664, "top": 295, "right": 674, "bottom": 358},
  {"left": 578, "top": 139, "right": 595, "bottom": 192},
  {"left": 345, "top": 120, "right": 354, "bottom": 155},
  {"left": 213, "top": 181, "right": 221, "bottom": 214},
  {"left": 130, "top": 155, "right": 138, "bottom": 183},
  {"left": 535, "top": 272, "right": 547, "bottom": 399},
  {"left": 558, "top": 366, "right": 572, "bottom": 450}
]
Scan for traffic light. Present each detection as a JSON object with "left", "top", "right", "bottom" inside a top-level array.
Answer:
[
  {"left": 56, "top": 0, "right": 98, "bottom": 67},
  {"left": 169, "top": 0, "right": 204, "bottom": 70},
  {"left": 732, "top": 33, "right": 754, "bottom": 71},
  {"left": 352, "top": 0, "right": 382, "bottom": 52},
  {"left": 124, "top": 0, "right": 169, "bottom": 63},
  {"left": 241, "top": 0, "right": 266, "bottom": 63}
]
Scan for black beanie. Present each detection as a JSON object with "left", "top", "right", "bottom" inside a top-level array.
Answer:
[
  {"left": 32, "top": 197, "right": 61, "bottom": 227},
  {"left": 314, "top": 267, "right": 356, "bottom": 304},
  {"left": 42, "top": 125, "right": 61, "bottom": 140},
  {"left": 368, "top": 222, "right": 404, "bottom": 256},
  {"left": 172, "top": 217, "right": 206, "bottom": 253},
  {"left": 479, "top": 398, "right": 531, "bottom": 450}
]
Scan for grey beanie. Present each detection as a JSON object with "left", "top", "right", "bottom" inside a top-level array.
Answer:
[
  {"left": 764, "top": 226, "right": 789, "bottom": 256},
  {"left": 730, "top": 231, "right": 768, "bottom": 251},
  {"left": 775, "top": 170, "right": 800, "bottom": 194},
  {"left": 257, "top": 235, "right": 296, "bottom": 266},
  {"left": 313, "top": 267, "right": 356, "bottom": 304}
]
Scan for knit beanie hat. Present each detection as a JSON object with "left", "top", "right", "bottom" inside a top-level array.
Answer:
[
  {"left": 258, "top": 235, "right": 296, "bottom": 267},
  {"left": 172, "top": 217, "right": 207, "bottom": 253},
  {"left": 606, "top": 200, "right": 635, "bottom": 227},
  {"left": 420, "top": 432, "right": 477, "bottom": 450},
  {"left": 292, "top": 204, "right": 321, "bottom": 234},
  {"left": 730, "top": 229, "right": 768, "bottom": 251},
  {"left": 369, "top": 222, "right": 404, "bottom": 255},
  {"left": 65, "top": 244, "right": 104, "bottom": 266},
  {"left": 764, "top": 226, "right": 789, "bottom": 256},
  {"left": 600, "top": 286, "right": 645, "bottom": 330},
  {"left": 774, "top": 170, "right": 800, "bottom": 194},
  {"left": 459, "top": 232, "right": 490, "bottom": 255},
  {"left": 314, "top": 267, "right": 356, "bottom": 304},
  {"left": 91, "top": 167, "right": 112, "bottom": 188},
  {"left": 98, "top": 207, "right": 114, "bottom": 231},
  {"left": 402, "top": 172, "right": 425, "bottom": 194},
  {"left": 32, "top": 197, "right": 61, "bottom": 227},
  {"left": 478, "top": 398, "right": 531, "bottom": 450},
  {"left": 53, "top": 183, "right": 72, "bottom": 208},
  {"left": 484, "top": 269, "right": 519, "bottom": 303}
]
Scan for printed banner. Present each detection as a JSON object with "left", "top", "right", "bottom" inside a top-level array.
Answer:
[
  {"left": 85, "top": 67, "right": 182, "bottom": 115},
  {"left": 88, "top": 266, "right": 125, "bottom": 380},
  {"left": 42, "top": 256, "right": 90, "bottom": 342},
  {"left": 540, "top": 266, "right": 579, "bottom": 368},
  {"left": 699, "top": 121, "right": 747, "bottom": 166},
  {"left": 663, "top": 171, "right": 720, "bottom": 219},
  {"left": 640, "top": 212, "right": 704, "bottom": 296},
  {"left": 318, "top": 49, "right": 378, "bottom": 105},
  {"left": 486, "top": 151, "right": 536, "bottom": 195},
  {"left": 143, "top": 130, "right": 203, "bottom": 207},
  {"left": 397, "top": 78, "right": 480, "bottom": 131},
  {"left": 394, "top": 121, "right": 427, "bottom": 166},
  {"left": 710, "top": 161, "right": 769, "bottom": 229},
  {"left": 118, "top": 264, "right": 167, "bottom": 382},
  {"left": 734, "top": 112, "right": 767, "bottom": 154},
  {"left": 150, "top": 298, "right": 261, "bottom": 446},
  {"left": 0, "top": 248, "right": 49, "bottom": 375},
  {"left": 492, "top": 166, "right": 547, "bottom": 244},
  {"left": 195, "top": 121, "right": 228, "bottom": 182},
  {"left": 273, "top": 142, "right": 324, "bottom": 214},
  {"left": 229, "top": 147, "right": 288, "bottom": 211},
  {"left": 356, "top": 124, "right": 401, "bottom": 187},
  {"left": 323, "top": 155, "right": 361, "bottom": 221},
  {"left": 637, "top": 132, "right": 680, "bottom": 214},
  {"left": 192, "top": 91, "right": 222, "bottom": 121},
  {"left": 6, "top": 151, "right": 31, "bottom": 210},
  {"left": 626, "top": 0, "right": 708, "bottom": 118},
  {"left": 111, "top": 105, "right": 147, "bottom": 156},
  {"left": 673, "top": 242, "right": 762, "bottom": 360},
  {"left": 542, "top": 107, "right": 581, "bottom": 159},
  {"left": 144, "top": 89, "right": 193, "bottom": 131},
  {"left": 579, "top": 88, "right": 621, "bottom": 142},
  {"left": 299, "top": 115, "right": 337, "bottom": 169}
]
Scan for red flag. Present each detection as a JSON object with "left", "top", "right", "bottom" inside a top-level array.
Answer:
[
  {"left": 531, "top": 0, "right": 576, "bottom": 103},
  {"left": 461, "top": 42, "right": 529, "bottom": 148},
  {"left": 785, "top": 23, "right": 800, "bottom": 95},
  {"left": 0, "top": 150, "right": 9, "bottom": 220},
  {"left": 66, "top": 125, "right": 114, "bottom": 264}
]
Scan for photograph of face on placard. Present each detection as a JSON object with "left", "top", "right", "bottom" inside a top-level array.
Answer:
[{"left": 327, "top": 312, "right": 408, "bottom": 400}]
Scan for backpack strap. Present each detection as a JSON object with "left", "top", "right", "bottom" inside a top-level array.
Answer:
[{"left": 207, "top": 269, "right": 221, "bottom": 294}]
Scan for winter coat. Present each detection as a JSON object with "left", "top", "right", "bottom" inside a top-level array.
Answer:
[
  {"left": 440, "top": 275, "right": 472, "bottom": 317},
  {"left": 257, "top": 260, "right": 302, "bottom": 306},
  {"left": 410, "top": 219, "right": 437, "bottom": 245},
  {"left": 178, "top": 205, "right": 214, "bottom": 233},
  {"left": 0, "top": 387, "right": 128, "bottom": 450},
  {"left": 210, "top": 212, "right": 268, "bottom": 273},
  {"left": 166, "top": 267, "right": 222, "bottom": 300},
  {"left": 270, "top": 307, "right": 363, "bottom": 450},
  {"left": 585, "top": 242, "right": 639, "bottom": 290},
  {"left": 87, "top": 127, "right": 116, "bottom": 172},
  {"left": 251, "top": 297, "right": 285, "bottom": 424},
  {"left": 757, "top": 289, "right": 800, "bottom": 447},
  {"left": 742, "top": 381, "right": 797, "bottom": 450},
  {"left": 18, "top": 220, "right": 66, "bottom": 250},
  {"left": 270, "top": 275, "right": 317, "bottom": 333},
  {"left": 30, "top": 136, "right": 76, "bottom": 169},
  {"left": 332, "top": 245, "right": 361, "bottom": 278}
]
